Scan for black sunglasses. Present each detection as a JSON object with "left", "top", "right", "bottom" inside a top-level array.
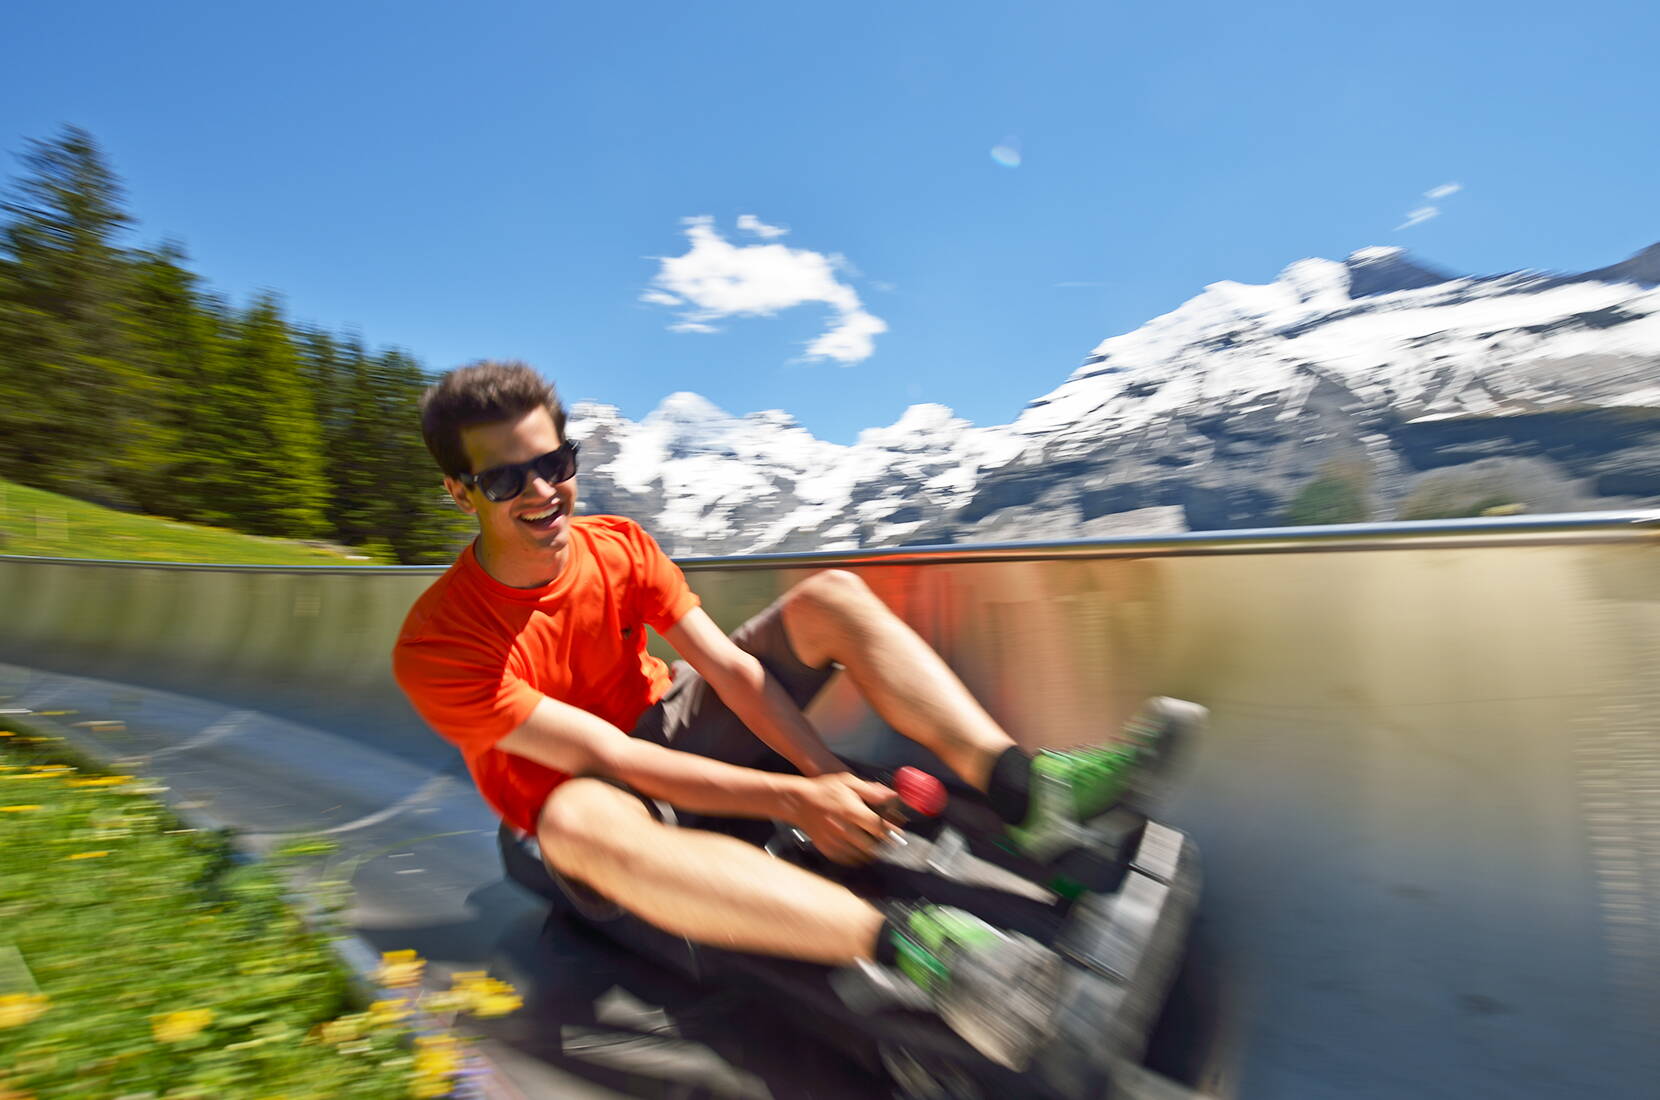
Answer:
[{"left": 457, "top": 441, "right": 580, "bottom": 502}]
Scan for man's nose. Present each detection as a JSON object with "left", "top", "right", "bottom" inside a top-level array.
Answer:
[{"left": 523, "top": 473, "right": 559, "bottom": 498}]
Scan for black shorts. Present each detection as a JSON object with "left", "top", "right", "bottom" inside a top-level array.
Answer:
[{"left": 539, "top": 596, "right": 836, "bottom": 920}]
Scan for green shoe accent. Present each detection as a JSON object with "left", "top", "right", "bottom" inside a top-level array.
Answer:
[
  {"left": 1046, "top": 874, "right": 1087, "bottom": 900},
  {"left": 1005, "top": 744, "right": 1139, "bottom": 859},
  {"left": 1006, "top": 697, "right": 1206, "bottom": 863},
  {"left": 889, "top": 904, "right": 1000, "bottom": 994},
  {"left": 1049, "top": 743, "right": 1140, "bottom": 820},
  {"left": 882, "top": 904, "right": 1065, "bottom": 1070}
]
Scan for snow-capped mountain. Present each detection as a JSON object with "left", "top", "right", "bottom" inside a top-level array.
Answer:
[{"left": 574, "top": 243, "right": 1660, "bottom": 555}]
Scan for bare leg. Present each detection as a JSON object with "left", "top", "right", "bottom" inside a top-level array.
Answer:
[
  {"left": 538, "top": 778, "right": 885, "bottom": 964},
  {"left": 780, "top": 570, "right": 1015, "bottom": 792}
]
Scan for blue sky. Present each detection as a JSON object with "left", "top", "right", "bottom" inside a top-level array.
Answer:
[{"left": 4, "top": 0, "right": 1656, "bottom": 443}]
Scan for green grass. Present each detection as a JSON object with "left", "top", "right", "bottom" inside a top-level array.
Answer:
[
  {"left": 0, "top": 479, "right": 389, "bottom": 566},
  {"left": 0, "top": 722, "right": 471, "bottom": 1099}
]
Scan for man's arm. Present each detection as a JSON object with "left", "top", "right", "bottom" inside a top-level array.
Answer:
[
  {"left": 660, "top": 607, "right": 845, "bottom": 778},
  {"left": 499, "top": 696, "right": 797, "bottom": 818},
  {"left": 497, "top": 694, "right": 895, "bottom": 862}
]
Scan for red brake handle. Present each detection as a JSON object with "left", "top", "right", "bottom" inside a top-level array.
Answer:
[{"left": 893, "top": 766, "right": 946, "bottom": 818}]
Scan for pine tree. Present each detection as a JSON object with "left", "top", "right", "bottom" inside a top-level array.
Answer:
[
  {"left": 370, "top": 348, "right": 471, "bottom": 563},
  {"left": 222, "top": 293, "right": 329, "bottom": 537},
  {"left": 121, "top": 242, "right": 236, "bottom": 518},
  {"left": 0, "top": 125, "right": 144, "bottom": 498},
  {"left": 0, "top": 126, "right": 465, "bottom": 561}
]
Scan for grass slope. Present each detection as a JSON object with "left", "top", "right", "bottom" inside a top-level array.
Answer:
[
  {"left": 0, "top": 722, "right": 432, "bottom": 1098},
  {"left": 0, "top": 479, "right": 387, "bottom": 566}
]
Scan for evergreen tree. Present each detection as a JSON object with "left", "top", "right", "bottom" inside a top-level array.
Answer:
[
  {"left": 121, "top": 243, "right": 237, "bottom": 518},
  {"left": 0, "top": 125, "right": 146, "bottom": 497},
  {"left": 321, "top": 335, "right": 382, "bottom": 545},
  {"left": 0, "top": 126, "right": 465, "bottom": 562},
  {"left": 370, "top": 349, "right": 471, "bottom": 563},
  {"left": 222, "top": 293, "right": 329, "bottom": 537}
]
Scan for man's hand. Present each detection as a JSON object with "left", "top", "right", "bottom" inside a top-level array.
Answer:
[{"left": 783, "top": 773, "right": 900, "bottom": 865}]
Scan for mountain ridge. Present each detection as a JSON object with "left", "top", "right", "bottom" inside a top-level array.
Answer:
[{"left": 573, "top": 241, "right": 1660, "bottom": 555}]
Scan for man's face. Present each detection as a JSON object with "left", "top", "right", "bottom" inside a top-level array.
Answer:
[{"left": 444, "top": 406, "right": 578, "bottom": 561}]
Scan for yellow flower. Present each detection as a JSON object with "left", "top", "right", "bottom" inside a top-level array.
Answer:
[
  {"left": 412, "top": 1033, "right": 463, "bottom": 1087},
  {"left": 66, "top": 776, "right": 132, "bottom": 788},
  {"left": 0, "top": 805, "right": 42, "bottom": 812},
  {"left": 366, "top": 998, "right": 410, "bottom": 1027},
  {"left": 471, "top": 988, "right": 523, "bottom": 1018},
  {"left": 152, "top": 1007, "right": 214, "bottom": 1043},
  {"left": 0, "top": 993, "right": 49, "bottom": 1029},
  {"left": 450, "top": 971, "right": 522, "bottom": 1018},
  {"left": 375, "top": 949, "right": 424, "bottom": 989},
  {"left": 0, "top": 730, "right": 12, "bottom": 736},
  {"left": 65, "top": 851, "right": 109, "bottom": 861}
]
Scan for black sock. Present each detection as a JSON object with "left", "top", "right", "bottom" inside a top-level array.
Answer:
[
  {"left": 986, "top": 745, "right": 1034, "bottom": 825},
  {"left": 875, "top": 898, "right": 922, "bottom": 966},
  {"left": 875, "top": 916, "right": 902, "bottom": 965}
]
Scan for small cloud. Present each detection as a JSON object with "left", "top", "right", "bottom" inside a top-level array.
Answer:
[
  {"left": 1395, "top": 205, "right": 1439, "bottom": 231},
  {"left": 1425, "top": 181, "right": 1462, "bottom": 200},
  {"left": 805, "top": 308, "right": 886, "bottom": 363},
  {"left": 990, "top": 135, "right": 1022, "bottom": 168},
  {"left": 736, "top": 214, "right": 788, "bottom": 239},
  {"left": 643, "top": 216, "right": 887, "bottom": 364}
]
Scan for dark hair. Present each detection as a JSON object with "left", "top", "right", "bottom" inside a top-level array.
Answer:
[{"left": 419, "top": 360, "right": 568, "bottom": 477}]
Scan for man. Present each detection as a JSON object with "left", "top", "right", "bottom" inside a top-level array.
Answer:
[{"left": 393, "top": 361, "right": 1198, "bottom": 1069}]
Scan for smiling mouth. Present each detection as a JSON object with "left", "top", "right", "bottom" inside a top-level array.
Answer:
[{"left": 517, "top": 502, "right": 565, "bottom": 530}]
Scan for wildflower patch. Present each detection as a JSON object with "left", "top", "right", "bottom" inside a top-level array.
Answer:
[{"left": 0, "top": 720, "right": 496, "bottom": 1098}]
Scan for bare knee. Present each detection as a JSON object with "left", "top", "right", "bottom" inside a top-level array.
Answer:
[
  {"left": 536, "top": 778, "right": 653, "bottom": 880},
  {"left": 792, "top": 568, "right": 870, "bottom": 609},
  {"left": 781, "top": 569, "right": 883, "bottom": 665}
]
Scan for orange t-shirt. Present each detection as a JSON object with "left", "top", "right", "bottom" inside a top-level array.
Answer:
[{"left": 392, "top": 515, "right": 700, "bottom": 833}]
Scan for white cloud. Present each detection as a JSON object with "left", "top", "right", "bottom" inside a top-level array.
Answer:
[
  {"left": 1392, "top": 181, "right": 1461, "bottom": 230},
  {"left": 806, "top": 309, "right": 887, "bottom": 362},
  {"left": 736, "top": 214, "right": 789, "bottom": 239},
  {"left": 643, "top": 216, "right": 888, "bottom": 364},
  {"left": 1395, "top": 205, "right": 1439, "bottom": 231}
]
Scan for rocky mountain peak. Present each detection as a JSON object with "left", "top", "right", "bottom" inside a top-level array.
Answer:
[
  {"left": 1576, "top": 241, "right": 1660, "bottom": 287},
  {"left": 571, "top": 242, "right": 1660, "bottom": 555},
  {"left": 1343, "top": 246, "right": 1456, "bottom": 298}
]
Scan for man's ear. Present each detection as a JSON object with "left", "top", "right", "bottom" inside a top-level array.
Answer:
[{"left": 442, "top": 477, "right": 477, "bottom": 516}]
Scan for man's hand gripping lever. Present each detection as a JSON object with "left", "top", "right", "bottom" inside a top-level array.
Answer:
[
  {"left": 771, "top": 767, "right": 947, "bottom": 868},
  {"left": 779, "top": 772, "right": 901, "bottom": 866}
]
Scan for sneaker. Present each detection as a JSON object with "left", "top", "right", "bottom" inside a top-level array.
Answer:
[
  {"left": 1006, "top": 696, "right": 1206, "bottom": 863},
  {"left": 887, "top": 904, "right": 1062, "bottom": 1070}
]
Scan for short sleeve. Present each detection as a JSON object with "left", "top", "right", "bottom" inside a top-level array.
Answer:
[
  {"left": 627, "top": 522, "right": 700, "bottom": 631},
  {"left": 393, "top": 636, "right": 543, "bottom": 755}
]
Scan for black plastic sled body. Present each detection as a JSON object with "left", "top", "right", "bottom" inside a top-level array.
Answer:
[{"left": 499, "top": 790, "right": 1200, "bottom": 1100}]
